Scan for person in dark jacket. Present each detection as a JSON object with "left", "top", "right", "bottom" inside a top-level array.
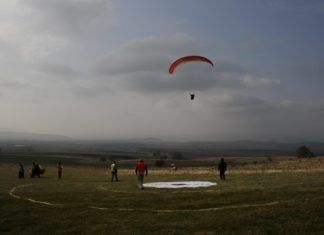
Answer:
[
  {"left": 57, "top": 162, "right": 63, "bottom": 179},
  {"left": 218, "top": 158, "right": 227, "bottom": 180},
  {"left": 18, "top": 163, "right": 24, "bottom": 179},
  {"left": 31, "top": 162, "right": 41, "bottom": 178}
]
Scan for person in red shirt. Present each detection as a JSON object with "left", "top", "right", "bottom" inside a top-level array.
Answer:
[{"left": 135, "top": 159, "right": 148, "bottom": 189}]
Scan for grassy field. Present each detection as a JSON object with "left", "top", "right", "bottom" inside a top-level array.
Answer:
[{"left": 1, "top": 157, "right": 324, "bottom": 235}]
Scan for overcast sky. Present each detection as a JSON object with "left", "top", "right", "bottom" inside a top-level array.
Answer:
[{"left": 1, "top": 0, "right": 324, "bottom": 141}]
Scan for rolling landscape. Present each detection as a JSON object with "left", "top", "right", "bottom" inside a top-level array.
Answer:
[
  {"left": 1, "top": 1, "right": 324, "bottom": 234},
  {"left": 1, "top": 132, "right": 324, "bottom": 234}
]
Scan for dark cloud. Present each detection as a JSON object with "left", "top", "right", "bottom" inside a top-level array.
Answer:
[{"left": 203, "top": 96, "right": 324, "bottom": 142}]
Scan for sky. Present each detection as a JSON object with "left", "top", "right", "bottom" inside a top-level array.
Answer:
[{"left": 0, "top": 0, "right": 324, "bottom": 141}]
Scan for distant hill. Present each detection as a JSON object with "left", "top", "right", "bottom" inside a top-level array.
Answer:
[
  {"left": 128, "top": 140, "right": 324, "bottom": 157},
  {"left": 1, "top": 133, "right": 324, "bottom": 157},
  {"left": 0, "top": 131, "right": 72, "bottom": 142}
]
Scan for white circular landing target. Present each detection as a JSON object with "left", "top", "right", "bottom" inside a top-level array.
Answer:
[{"left": 143, "top": 181, "right": 217, "bottom": 189}]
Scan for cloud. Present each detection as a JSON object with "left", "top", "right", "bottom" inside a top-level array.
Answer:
[
  {"left": 91, "top": 34, "right": 196, "bottom": 76},
  {"left": 204, "top": 93, "right": 275, "bottom": 113},
  {"left": 0, "top": 0, "right": 113, "bottom": 63},
  {"left": 37, "top": 63, "right": 79, "bottom": 81},
  {"left": 0, "top": 0, "right": 114, "bottom": 100},
  {"left": 243, "top": 75, "right": 281, "bottom": 88},
  {"left": 0, "top": 79, "right": 28, "bottom": 89},
  {"left": 73, "top": 84, "right": 111, "bottom": 98},
  {"left": 19, "top": 0, "right": 113, "bottom": 36}
]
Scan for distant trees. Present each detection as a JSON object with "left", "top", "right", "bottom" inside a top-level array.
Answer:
[
  {"left": 152, "top": 151, "right": 184, "bottom": 160},
  {"left": 154, "top": 159, "right": 166, "bottom": 167},
  {"left": 172, "top": 152, "right": 184, "bottom": 160},
  {"left": 296, "top": 145, "right": 316, "bottom": 158}
]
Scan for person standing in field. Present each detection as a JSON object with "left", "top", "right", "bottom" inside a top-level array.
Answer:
[
  {"left": 110, "top": 160, "right": 118, "bottom": 182},
  {"left": 135, "top": 159, "right": 148, "bottom": 189},
  {"left": 31, "top": 162, "right": 41, "bottom": 178},
  {"left": 218, "top": 158, "right": 227, "bottom": 180},
  {"left": 57, "top": 162, "right": 63, "bottom": 179},
  {"left": 18, "top": 163, "right": 24, "bottom": 179}
]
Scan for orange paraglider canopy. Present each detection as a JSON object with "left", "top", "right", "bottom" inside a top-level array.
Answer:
[{"left": 169, "top": 55, "right": 213, "bottom": 74}]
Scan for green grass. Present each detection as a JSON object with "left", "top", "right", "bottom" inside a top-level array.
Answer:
[{"left": 1, "top": 158, "right": 324, "bottom": 235}]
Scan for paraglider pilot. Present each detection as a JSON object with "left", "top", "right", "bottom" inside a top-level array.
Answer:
[{"left": 190, "top": 94, "right": 195, "bottom": 100}]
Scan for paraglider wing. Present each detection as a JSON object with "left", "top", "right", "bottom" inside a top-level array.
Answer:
[{"left": 169, "top": 55, "right": 214, "bottom": 74}]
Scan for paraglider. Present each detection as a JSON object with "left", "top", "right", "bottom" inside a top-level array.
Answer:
[
  {"left": 168, "top": 55, "right": 214, "bottom": 75},
  {"left": 168, "top": 55, "right": 213, "bottom": 100}
]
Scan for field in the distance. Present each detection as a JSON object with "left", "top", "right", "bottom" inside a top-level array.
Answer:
[{"left": 1, "top": 157, "right": 324, "bottom": 235}]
